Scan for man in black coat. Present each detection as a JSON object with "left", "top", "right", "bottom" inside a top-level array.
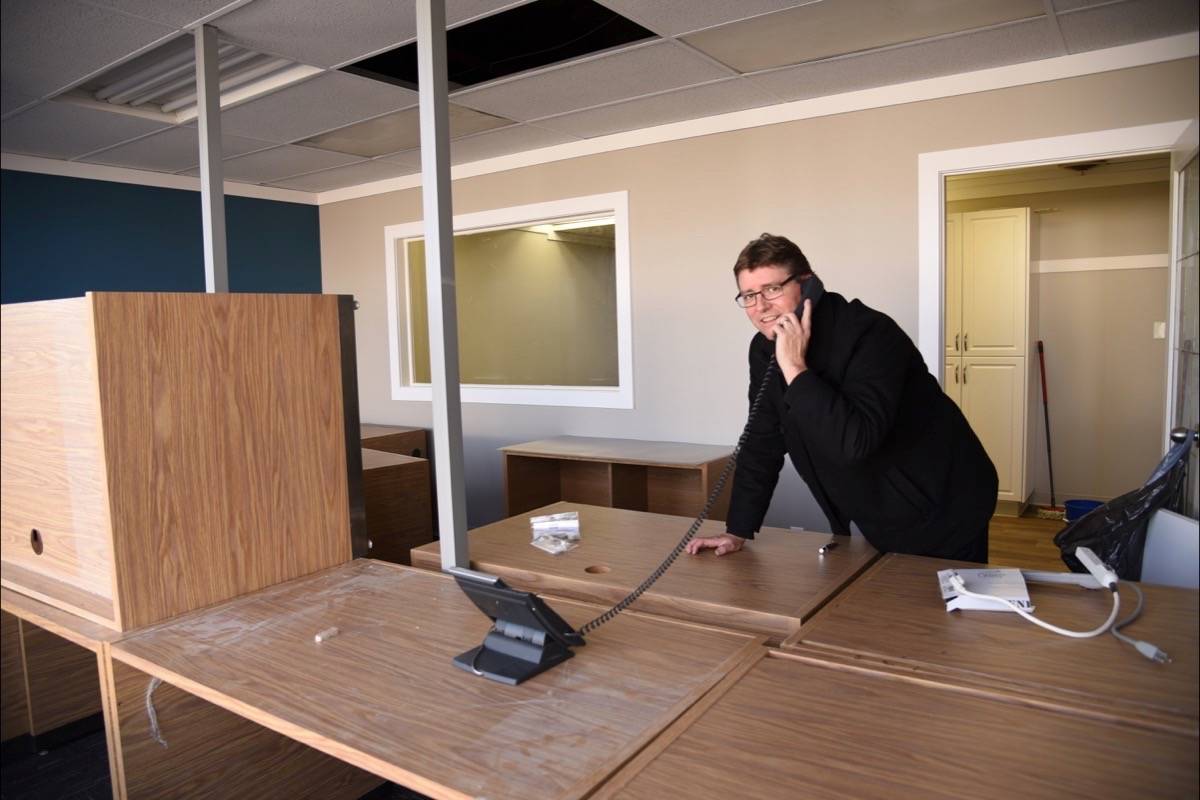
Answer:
[{"left": 686, "top": 234, "right": 997, "bottom": 562}]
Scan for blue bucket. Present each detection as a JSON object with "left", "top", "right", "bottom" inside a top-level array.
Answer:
[{"left": 1064, "top": 499, "right": 1103, "bottom": 523}]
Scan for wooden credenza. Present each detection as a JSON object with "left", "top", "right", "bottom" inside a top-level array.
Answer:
[{"left": 502, "top": 437, "right": 734, "bottom": 521}]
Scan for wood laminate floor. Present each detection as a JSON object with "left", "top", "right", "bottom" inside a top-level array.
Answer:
[{"left": 988, "top": 512, "right": 1070, "bottom": 571}]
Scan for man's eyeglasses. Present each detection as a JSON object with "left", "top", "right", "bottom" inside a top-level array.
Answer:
[{"left": 735, "top": 274, "right": 798, "bottom": 308}]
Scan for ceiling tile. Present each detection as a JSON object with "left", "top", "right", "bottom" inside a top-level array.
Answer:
[
  {"left": 219, "top": 71, "right": 416, "bottom": 143},
  {"left": 300, "top": 103, "right": 511, "bottom": 158},
  {"left": 595, "top": 0, "right": 819, "bottom": 37},
  {"left": 190, "top": 144, "right": 363, "bottom": 182},
  {"left": 452, "top": 40, "right": 733, "bottom": 122},
  {"left": 376, "top": 149, "right": 423, "bottom": 169},
  {"left": 746, "top": 17, "right": 1064, "bottom": 102},
  {"left": 1, "top": 0, "right": 178, "bottom": 99},
  {"left": 82, "top": 127, "right": 274, "bottom": 172},
  {"left": 1, "top": 81, "right": 40, "bottom": 118},
  {"left": 450, "top": 124, "right": 578, "bottom": 164},
  {"left": 684, "top": 0, "right": 1046, "bottom": 74},
  {"left": 0, "top": 101, "right": 172, "bottom": 159},
  {"left": 215, "top": 0, "right": 522, "bottom": 69},
  {"left": 1056, "top": 0, "right": 1199, "bottom": 54},
  {"left": 1051, "top": 0, "right": 1125, "bottom": 10},
  {"left": 85, "top": 0, "right": 245, "bottom": 28},
  {"left": 534, "top": 78, "right": 779, "bottom": 139},
  {"left": 272, "top": 158, "right": 422, "bottom": 192}
]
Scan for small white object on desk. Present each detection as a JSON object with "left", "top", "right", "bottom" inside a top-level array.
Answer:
[
  {"left": 938, "top": 569, "right": 1033, "bottom": 613},
  {"left": 314, "top": 626, "right": 340, "bottom": 643}
]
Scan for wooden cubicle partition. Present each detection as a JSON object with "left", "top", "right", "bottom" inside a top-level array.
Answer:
[{"left": 0, "top": 292, "right": 364, "bottom": 631}]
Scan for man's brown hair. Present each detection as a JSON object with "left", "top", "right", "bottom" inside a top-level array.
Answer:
[{"left": 733, "top": 233, "right": 812, "bottom": 279}]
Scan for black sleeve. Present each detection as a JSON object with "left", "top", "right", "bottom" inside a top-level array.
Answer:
[
  {"left": 725, "top": 341, "right": 785, "bottom": 539},
  {"left": 782, "top": 314, "right": 911, "bottom": 466}
]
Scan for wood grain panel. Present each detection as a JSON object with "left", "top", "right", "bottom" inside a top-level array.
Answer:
[
  {"left": 111, "top": 561, "right": 760, "bottom": 800},
  {"left": 504, "top": 454, "right": 562, "bottom": 515},
  {"left": 1, "top": 297, "right": 116, "bottom": 616},
  {"left": 90, "top": 293, "right": 353, "bottom": 630},
  {"left": 501, "top": 437, "right": 732, "bottom": 467},
  {"left": 559, "top": 460, "right": 613, "bottom": 506},
  {"left": 595, "top": 650, "right": 1198, "bottom": 800},
  {"left": 609, "top": 464, "right": 648, "bottom": 511},
  {"left": 786, "top": 554, "right": 1199, "bottom": 730},
  {"left": 644, "top": 466, "right": 704, "bottom": 517},
  {"left": 2, "top": 587, "right": 120, "bottom": 652},
  {"left": 1, "top": 610, "right": 30, "bottom": 741},
  {"left": 361, "top": 424, "right": 428, "bottom": 458},
  {"left": 361, "top": 448, "right": 433, "bottom": 566},
  {"left": 108, "top": 658, "right": 380, "bottom": 800},
  {"left": 411, "top": 503, "right": 878, "bottom": 642},
  {"left": 20, "top": 621, "right": 102, "bottom": 734}
]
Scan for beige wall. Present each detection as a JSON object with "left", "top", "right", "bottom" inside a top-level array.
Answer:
[
  {"left": 320, "top": 57, "right": 1197, "bottom": 530},
  {"left": 949, "top": 183, "right": 1172, "bottom": 502}
]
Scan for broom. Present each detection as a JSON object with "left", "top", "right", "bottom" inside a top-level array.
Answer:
[{"left": 1033, "top": 340, "right": 1064, "bottom": 520}]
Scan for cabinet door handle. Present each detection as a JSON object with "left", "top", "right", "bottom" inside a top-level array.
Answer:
[
  {"left": 955, "top": 333, "right": 959, "bottom": 352},
  {"left": 955, "top": 364, "right": 960, "bottom": 384},
  {"left": 964, "top": 332, "right": 969, "bottom": 350},
  {"left": 963, "top": 365, "right": 968, "bottom": 384}
]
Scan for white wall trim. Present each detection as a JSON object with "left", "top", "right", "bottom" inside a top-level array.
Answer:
[
  {"left": 1033, "top": 254, "right": 1169, "bottom": 273},
  {"left": 918, "top": 120, "right": 1191, "bottom": 378},
  {"left": 0, "top": 152, "right": 318, "bottom": 204},
  {"left": 317, "top": 34, "right": 1198, "bottom": 205},
  {"left": 383, "top": 190, "right": 633, "bottom": 408}
]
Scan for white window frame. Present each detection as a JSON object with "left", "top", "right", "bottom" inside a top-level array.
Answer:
[{"left": 384, "top": 190, "right": 632, "bottom": 408}]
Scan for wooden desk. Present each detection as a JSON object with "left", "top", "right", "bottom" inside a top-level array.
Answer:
[
  {"left": 2, "top": 589, "right": 117, "bottom": 746},
  {"left": 3, "top": 587, "right": 377, "bottom": 800},
  {"left": 594, "top": 649, "right": 1199, "bottom": 799},
  {"left": 361, "top": 448, "right": 434, "bottom": 565},
  {"left": 110, "top": 559, "right": 762, "bottom": 800},
  {"left": 411, "top": 503, "right": 878, "bottom": 642},
  {"left": 361, "top": 423, "right": 428, "bottom": 458},
  {"left": 783, "top": 554, "right": 1200, "bottom": 734},
  {"left": 502, "top": 436, "right": 734, "bottom": 520}
]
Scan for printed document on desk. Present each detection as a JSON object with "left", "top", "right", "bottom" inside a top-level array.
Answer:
[{"left": 937, "top": 568, "right": 1034, "bottom": 613}]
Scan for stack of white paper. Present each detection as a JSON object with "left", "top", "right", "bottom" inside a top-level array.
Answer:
[{"left": 937, "top": 568, "right": 1034, "bottom": 613}]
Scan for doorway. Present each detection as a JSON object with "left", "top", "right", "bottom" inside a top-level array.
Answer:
[
  {"left": 917, "top": 120, "right": 1192, "bottom": 526},
  {"left": 944, "top": 155, "right": 1172, "bottom": 514}
]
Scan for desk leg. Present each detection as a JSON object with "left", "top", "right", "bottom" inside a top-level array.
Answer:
[
  {"left": 1, "top": 610, "right": 30, "bottom": 742},
  {"left": 101, "top": 658, "right": 382, "bottom": 800}
]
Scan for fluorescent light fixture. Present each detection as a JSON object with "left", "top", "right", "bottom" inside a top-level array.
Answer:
[
  {"left": 61, "top": 35, "right": 321, "bottom": 124},
  {"left": 530, "top": 216, "right": 616, "bottom": 234}
]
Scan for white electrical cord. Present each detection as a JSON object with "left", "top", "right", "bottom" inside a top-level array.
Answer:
[{"left": 948, "top": 573, "right": 1120, "bottom": 639}]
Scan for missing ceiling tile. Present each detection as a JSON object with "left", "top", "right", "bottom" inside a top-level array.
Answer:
[{"left": 340, "top": 0, "right": 657, "bottom": 91}]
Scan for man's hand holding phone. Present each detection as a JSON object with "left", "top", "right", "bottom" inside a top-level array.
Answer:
[{"left": 773, "top": 297, "right": 811, "bottom": 385}]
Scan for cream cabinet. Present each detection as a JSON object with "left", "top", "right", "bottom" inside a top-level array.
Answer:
[
  {"left": 960, "top": 357, "right": 1026, "bottom": 502},
  {"left": 945, "top": 208, "right": 1032, "bottom": 510}
]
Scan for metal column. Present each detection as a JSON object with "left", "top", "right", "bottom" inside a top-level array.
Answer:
[
  {"left": 194, "top": 24, "right": 228, "bottom": 293},
  {"left": 416, "top": 0, "right": 469, "bottom": 569}
]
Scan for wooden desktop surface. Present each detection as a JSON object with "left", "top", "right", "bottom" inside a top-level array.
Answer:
[
  {"left": 594, "top": 649, "right": 1199, "bottom": 800},
  {"left": 501, "top": 436, "right": 733, "bottom": 467},
  {"left": 2, "top": 587, "right": 121, "bottom": 652},
  {"left": 109, "top": 559, "right": 762, "bottom": 800},
  {"left": 784, "top": 554, "right": 1200, "bottom": 733},
  {"left": 411, "top": 503, "right": 878, "bottom": 641}
]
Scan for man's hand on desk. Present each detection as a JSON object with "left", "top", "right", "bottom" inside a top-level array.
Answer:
[{"left": 685, "top": 533, "right": 746, "bottom": 556}]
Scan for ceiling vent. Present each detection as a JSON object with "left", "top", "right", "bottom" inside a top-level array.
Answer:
[{"left": 58, "top": 34, "right": 321, "bottom": 124}]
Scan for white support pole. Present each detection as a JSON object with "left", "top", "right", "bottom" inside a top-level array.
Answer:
[
  {"left": 194, "top": 24, "right": 228, "bottom": 293},
  {"left": 416, "top": 0, "right": 469, "bottom": 570}
]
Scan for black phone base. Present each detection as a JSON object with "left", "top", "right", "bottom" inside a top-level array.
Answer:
[{"left": 453, "top": 626, "right": 575, "bottom": 685}]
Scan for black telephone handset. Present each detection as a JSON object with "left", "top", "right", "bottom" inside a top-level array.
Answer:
[{"left": 794, "top": 273, "right": 825, "bottom": 322}]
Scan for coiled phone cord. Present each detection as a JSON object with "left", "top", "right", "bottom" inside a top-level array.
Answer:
[{"left": 577, "top": 356, "right": 779, "bottom": 637}]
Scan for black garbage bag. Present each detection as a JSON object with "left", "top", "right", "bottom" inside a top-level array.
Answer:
[{"left": 1053, "top": 437, "right": 1191, "bottom": 580}]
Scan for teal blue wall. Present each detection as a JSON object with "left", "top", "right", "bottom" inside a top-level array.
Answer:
[{"left": 1, "top": 169, "right": 321, "bottom": 303}]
